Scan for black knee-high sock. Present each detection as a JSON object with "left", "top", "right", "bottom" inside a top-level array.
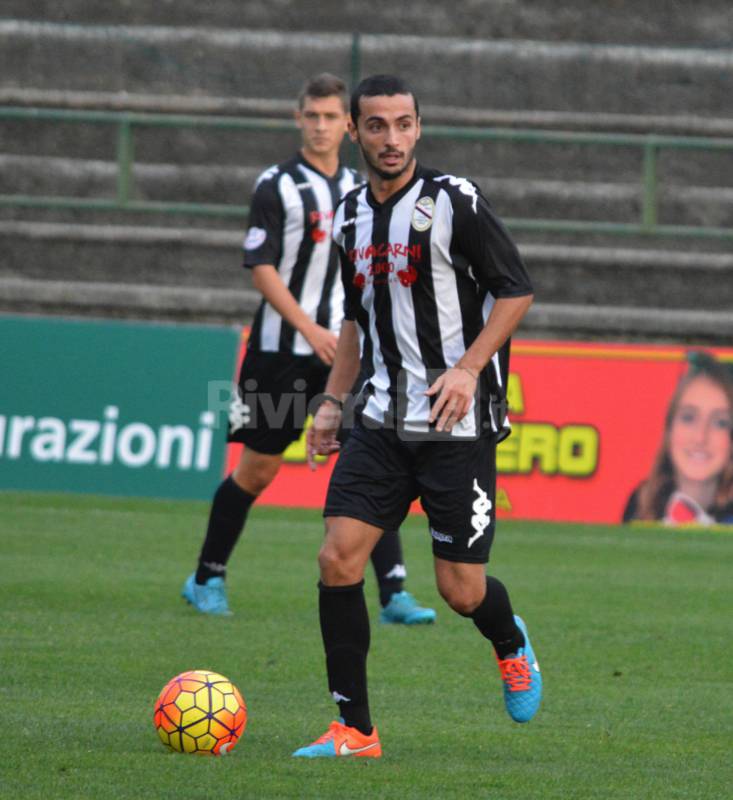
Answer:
[
  {"left": 370, "top": 529, "right": 406, "bottom": 607},
  {"left": 318, "top": 580, "right": 372, "bottom": 735},
  {"left": 469, "top": 576, "right": 525, "bottom": 659},
  {"left": 196, "top": 475, "right": 256, "bottom": 584}
]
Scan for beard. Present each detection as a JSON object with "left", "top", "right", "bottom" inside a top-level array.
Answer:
[{"left": 360, "top": 143, "right": 416, "bottom": 181}]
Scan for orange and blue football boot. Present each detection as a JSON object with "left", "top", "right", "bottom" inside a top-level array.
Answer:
[
  {"left": 292, "top": 720, "right": 382, "bottom": 759},
  {"left": 497, "top": 615, "right": 542, "bottom": 723}
]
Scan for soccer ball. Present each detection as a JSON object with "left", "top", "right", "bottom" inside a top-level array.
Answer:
[{"left": 153, "top": 669, "right": 247, "bottom": 755}]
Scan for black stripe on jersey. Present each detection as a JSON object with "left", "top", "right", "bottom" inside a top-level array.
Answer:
[
  {"left": 338, "top": 191, "right": 373, "bottom": 372},
  {"left": 315, "top": 173, "right": 344, "bottom": 330},
  {"left": 279, "top": 164, "right": 318, "bottom": 352},
  {"left": 370, "top": 204, "right": 402, "bottom": 422},
  {"left": 450, "top": 245, "right": 486, "bottom": 353},
  {"left": 407, "top": 181, "right": 445, "bottom": 400}
]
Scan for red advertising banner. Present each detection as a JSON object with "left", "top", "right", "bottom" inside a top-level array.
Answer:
[{"left": 226, "top": 335, "right": 733, "bottom": 525}]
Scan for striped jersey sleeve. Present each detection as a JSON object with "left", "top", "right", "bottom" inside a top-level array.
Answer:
[{"left": 242, "top": 165, "right": 283, "bottom": 268}]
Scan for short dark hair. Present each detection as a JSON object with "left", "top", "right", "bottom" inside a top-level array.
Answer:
[
  {"left": 350, "top": 74, "right": 420, "bottom": 122},
  {"left": 298, "top": 73, "right": 348, "bottom": 111}
]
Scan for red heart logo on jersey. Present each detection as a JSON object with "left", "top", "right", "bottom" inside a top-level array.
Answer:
[
  {"left": 353, "top": 273, "right": 366, "bottom": 290},
  {"left": 311, "top": 228, "right": 327, "bottom": 243},
  {"left": 397, "top": 264, "right": 417, "bottom": 287}
]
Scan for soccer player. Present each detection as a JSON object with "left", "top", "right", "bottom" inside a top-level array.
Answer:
[
  {"left": 182, "top": 73, "right": 435, "bottom": 626},
  {"left": 293, "top": 74, "right": 541, "bottom": 759}
]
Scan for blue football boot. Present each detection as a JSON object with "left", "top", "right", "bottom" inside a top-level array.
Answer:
[
  {"left": 181, "top": 572, "right": 232, "bottom": 616},
  {"left": 497, "top": 615, "right": 542, "bottom": 723},
  {"left": 379, "top": 591, "right": 436, "bottom": 625}
]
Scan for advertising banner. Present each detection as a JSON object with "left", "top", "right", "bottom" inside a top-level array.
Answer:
[
  {"left": 0, "top": 316, "right": 239, "bottom": 500},
  {"left": 228, "top": 336, "right": 733, "bottom": 526}
]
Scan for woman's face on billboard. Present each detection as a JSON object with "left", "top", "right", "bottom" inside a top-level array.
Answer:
[{"left": 669, "top": 375, "right": 731, "bottom": 485}]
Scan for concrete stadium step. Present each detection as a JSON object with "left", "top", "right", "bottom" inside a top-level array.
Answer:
[
  {"left": 1, "top": 221, "right": 730, "bottom": 313},
  {"left": 4, "top": 115, "right": 732, "bottom": 193},
  {"left": 2, "top": 276, "right": 729, "bottom": 343},
  {"left": 3, "top": 1, "right": 732, "bottom": 46},
  {"left": 6, "top": 87, "right": 733, "bottom": 138},
  {"left": 2, "top": 21, "right": 732, "bottom": 118},
  {"left": 3, "top": 154, "right": 733, "bottom": 229}
]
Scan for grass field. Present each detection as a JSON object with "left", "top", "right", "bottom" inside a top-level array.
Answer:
[{"left": 1, "top": 491, "right": 731, "bottom": 800}]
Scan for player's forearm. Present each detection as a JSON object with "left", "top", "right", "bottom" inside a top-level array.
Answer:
[
  {"left": 457, "top": 294, "right": 534, "bottom": 375},
  {"left": 252, "top": 264, "right": 318, "bottom": 336},
  {"left": 324, "top": 320, "right": 361, "bottom": 399}
]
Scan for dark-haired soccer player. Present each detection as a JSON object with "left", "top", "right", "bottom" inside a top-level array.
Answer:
[
  {"left": 293, "top": 74, "right": 541, "bottom": 759},
  {"left": 182, "top": 73, "right": 435, "bottom": 626}
]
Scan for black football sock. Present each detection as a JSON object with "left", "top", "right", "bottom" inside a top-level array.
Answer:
[
  {"left": 195, "top": 475, "right": 256, "bottom": 584},
  {"left": 370, "top": 529, "right": 406, "bottom": 607},
  {"left": 318, "top": 580, "right": 372, "bottom": 735},
  {"left": 469, "top": 576, "right": 525, "bottom": 659}
]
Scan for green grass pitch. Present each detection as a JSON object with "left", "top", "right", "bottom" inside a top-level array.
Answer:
[{"left": 1, "top": 491, "right": 730, "bottom": 799}]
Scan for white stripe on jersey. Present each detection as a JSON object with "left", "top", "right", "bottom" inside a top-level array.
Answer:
[
  {"left": 384, "top": 180, "right": 431, "bottom": 433},
  {"left": 350, "top": 189, "right": 390, "bottom": 427},
  {"left": 292, "top": 163, "right": 334, "bottom": 355},
  {"left": 259, "top": 171, "right": 303, "bottom": 350},
  {"left": 430, "top": 188, "right": 477, "bottom": 437}
]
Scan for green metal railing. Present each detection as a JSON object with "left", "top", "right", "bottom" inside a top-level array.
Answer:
[{"left": 1, "top": 105, "right": 733, "bottom": 240}]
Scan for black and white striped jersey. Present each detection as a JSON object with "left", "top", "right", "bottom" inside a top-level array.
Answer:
[
  {"left": 242, "top": 153, "right": 362, "bottom": 356},
  {"left": 333, "top": 163, "right": 533, "bottom": 439}
]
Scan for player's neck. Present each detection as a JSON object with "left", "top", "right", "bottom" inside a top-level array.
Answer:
[
  {"left": 367, "top": 159, "right": 417, "bottom": 204},
  {"left": 300, "top": 147, "right": 340, "bottom": 177}
]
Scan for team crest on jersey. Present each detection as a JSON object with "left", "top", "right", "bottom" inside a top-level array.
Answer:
[
  {"left": 244, "top": 226, "right": 267, "bottom": 251},
  {"left": 411, "top": 196, "right": 435, "bottom": 232}
]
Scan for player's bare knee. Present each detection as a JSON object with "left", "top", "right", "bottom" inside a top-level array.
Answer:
[
  {"left": 232, "top": 458, "right": 279, "bottom": 496},
  {"left": 318, "top": 542, "right": 361, "bottom": 585},
  {"left": 437, "top": 582, "right": 481, "bottom": 616}
]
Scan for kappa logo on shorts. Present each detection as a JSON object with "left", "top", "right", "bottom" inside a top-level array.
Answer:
[
  {"left": 468, "top": 479, "right": 492, "bottom": 548},
  {"left": 228, "top": 394, "right": 251, "bottom": 433},
  {"left": 430, "top": 527, "right": 454, "bottom": 544},
  {"left": 411, "top": 196, "right": 435, "bottom": 232}
]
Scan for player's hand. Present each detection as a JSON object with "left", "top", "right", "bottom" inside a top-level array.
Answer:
[
  {"left": 306, "top": 401, "right": 342, "bottom": 470},
  {"left": 425, "top": 367, "right": 478, "bottom": 432},
  {"left": 305, "top": 324, "right": 338, "bottom": 366}
]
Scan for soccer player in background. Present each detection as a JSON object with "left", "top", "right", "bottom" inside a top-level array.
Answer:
[
  {"left": 293, "top": 74, "right": 541, "bottom": 759},
  {"left": 182, "top": 73, "right": 435, "bottom": 625}
]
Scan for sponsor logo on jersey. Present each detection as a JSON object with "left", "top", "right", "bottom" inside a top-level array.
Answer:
[
  {"left": 396, "top": 264, "right": 417, "bottom": 287},
  {"left": 411, "top": 196, "right": 435, "bottom": 231},
  {"left": 348, "top": 242, "right": 422, "bottom": 262},
  {"left": 244, "top": 226, "right": 267, "bottom": 251}
]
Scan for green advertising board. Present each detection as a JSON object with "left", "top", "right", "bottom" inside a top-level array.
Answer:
[{"left": 0, "top": 315, "right": 240, "bottom": 500}]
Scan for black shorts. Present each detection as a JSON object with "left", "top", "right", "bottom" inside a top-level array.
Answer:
[
  {"left": 324, "top": 419, "right": 497, "bottom": 564},
  {"left": 227, "top": 349, "right": 330, "bottom": 455}
]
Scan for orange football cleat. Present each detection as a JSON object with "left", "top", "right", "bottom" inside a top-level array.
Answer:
[{"left": 292, "top": 719, "right": 382, "bottom": 758}]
